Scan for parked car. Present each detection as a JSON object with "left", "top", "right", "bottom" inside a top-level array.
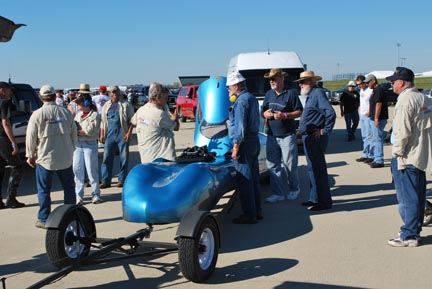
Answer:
[
  {"left": 330, "top": 86, "right": 346, "bottom": 105},
  {"left": 322, "top": 87, "right": 332, "bottom": 103},
  {"left": 9, "top": 83, "right": 43, "bottom": 154},
  {"left": 176, "top": 85, "right": 199, "bottom": 122},
  {"left": 168, "top": 89, "right": 178, "bottom": 112},
  {"left": 422, "top": 88, "right": 432, "bottom": 98},
  {"left": 331, "top": 82, "right": 397, "bottom": 105},
  {"left": 136, "top": 93, "right": 148, "bottom": 108},
  {"left": 380, "top": 82, "right": 398, "bottom": 105}
]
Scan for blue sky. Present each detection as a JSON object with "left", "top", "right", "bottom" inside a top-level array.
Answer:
[{"left": 1, "top": 0, "right": 431, "bottom": 89}]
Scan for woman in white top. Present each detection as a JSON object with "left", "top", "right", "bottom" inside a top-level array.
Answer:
[{"left": 73, "top": 95, "right": 102, "bottom": 204}]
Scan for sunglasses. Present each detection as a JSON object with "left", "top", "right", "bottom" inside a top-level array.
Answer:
[{"left": 269, "top": 78, "right": 276, "bottom": 82}]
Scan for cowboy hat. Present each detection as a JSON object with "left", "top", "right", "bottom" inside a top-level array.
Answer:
[
  {"left": 294, "top": 70, "right": 322, "bottom": 82},
  {"left": 78, "top": 83, "right": 92, "bottom": 94},
  {"left": 264, "top": 68, "right": 288, "bottom": 78}
]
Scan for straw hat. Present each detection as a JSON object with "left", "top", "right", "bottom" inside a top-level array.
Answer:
[
  {"left": 294, "top": 71, "right": 322, "bottom": 82},
  {"left": 78, "top": 83, "right": 91, "bottom": 94},
  {"left": 264, "top": 68, "right": 288, "bottom": 78}
]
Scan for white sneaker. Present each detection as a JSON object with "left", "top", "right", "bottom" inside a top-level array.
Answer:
[
  {"left": 387, "top": 236, "right": 419, "bottom": 247},
  {"left": 265, "top": 194, "right": 285, "bottom": 203},
  {"left": 92, "top": 196, "right": 103, "bottom": 204},
  {"left": 76, "top": 197, "right": 84, "bottom": 205},
  {"left": 286, "top": 189, "right": 300, "bottom": 200}
]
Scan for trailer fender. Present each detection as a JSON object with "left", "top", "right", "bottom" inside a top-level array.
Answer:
[
  {"left": 176, "top": 210, "right": 220, "bottom": 245},
  {"left": 45, "top": 204, "right": 96, "bottom": 235}
]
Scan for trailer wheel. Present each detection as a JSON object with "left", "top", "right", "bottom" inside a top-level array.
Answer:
[
  {"left": 178, "top": 216, "right": 219, "bottom": 282},
  {"left": 424, "top": 201, "right": 432, "bottom": 226},
  {"left": 424, "top": 214, "right": 432, "bottom": 226},
  {"left": 45, "top": 210, "right": 95, "bottom": 268}
]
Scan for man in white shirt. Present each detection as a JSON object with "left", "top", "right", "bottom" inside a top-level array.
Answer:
[{"left": 355, "top": 75, "right": 374, "bottom": 163}]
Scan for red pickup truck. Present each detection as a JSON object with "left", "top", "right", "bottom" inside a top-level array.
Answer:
[
  {"left": 176, "top": 85, "right": 199, "bottom": 122},
  {"left": 175, "top": 76, "right": 209, "bottom": 122}
]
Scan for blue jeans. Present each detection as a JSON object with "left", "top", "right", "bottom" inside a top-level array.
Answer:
[
  {"left": 344, "top": 111, "right": 359, "bottom": 138},
  {"left": 101, "top": 130, "right": 129, "bottom": 184},
  {"left": 302, "top": 134, "right": 332, "bottom": 207},
  {"left": 360, "top": 115, "right": 374, "bottom": 158},
  {"left": 391, "top": 158, "right": 426, "bottom": 239},
  {"left": 73, "top": 140, "right": 100, "bottom": 199},
  {"left": 266, "top": 134, "right": 299, "bottom": 196},
  {"left": 369, "top": 119, "right": 387, "bottom": 164},
  {"left": 235, "top": 135, "right": 261, "bottom": 218},
  {"left": 36, "top": 165, "right": 76, "bottom": 222}
]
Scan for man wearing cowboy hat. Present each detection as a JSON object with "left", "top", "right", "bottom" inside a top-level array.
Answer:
[
  {"left": 296, "top": 70, "right": 336, "bottom": 211},
  {"left": 262, "top": 68, "right": 303, "bottom": 203},
  {"left": 226, "top": 71, "right": 262, "bottom": 224}
]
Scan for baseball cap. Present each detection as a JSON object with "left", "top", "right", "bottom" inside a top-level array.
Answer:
[
  {"left": 39, "top": 85, "right": 56, "bottom": 97},
  {"left": 386, "top": 67, "right": 414, "bottom": 82},
  {"left": 364, "top": 74, "right": 376, "bottom": 83},
  {"left": 108, "top": 85, "right": 120, "bottom": 92}
]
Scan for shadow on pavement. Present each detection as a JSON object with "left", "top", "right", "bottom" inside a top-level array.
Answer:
[{"left": 275, "top": 282, "right": 365, "bottom": 289}]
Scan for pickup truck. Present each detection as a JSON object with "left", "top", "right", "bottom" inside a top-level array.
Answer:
[
  {"left": 176, "top": 85, "right": 199, "bottom": 122},
  {"left": 175, "top": 76, "right": 209, "bottom": 122},
  {"left": 8, "top": 83, "right": 43, "bottom": 154}
]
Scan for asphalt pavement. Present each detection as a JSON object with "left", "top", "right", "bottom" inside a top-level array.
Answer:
[{"left": 1, "top": 106, "right": 431, "bottom": 289}]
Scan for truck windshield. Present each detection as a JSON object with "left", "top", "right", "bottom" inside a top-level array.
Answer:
[{"left": 240, "top": 69, "right": 302, "bottom": 99}]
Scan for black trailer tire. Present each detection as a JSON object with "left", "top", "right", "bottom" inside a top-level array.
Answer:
[
  {"left": 178, "top": 216, "right": 219, "bottom": 282},
  {"left": 424, "top": 214, "right": 432, "bottom": 226},
  {"left": 45, "top": 210, "right": 95, "bottom": 268},
  {"left": 424, "top": 201, "right": 432, "bottom": 226}
]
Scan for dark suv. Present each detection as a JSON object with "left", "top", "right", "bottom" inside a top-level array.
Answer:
[{"left": 8, "top": 83, "right": 43, "bottom": 154}]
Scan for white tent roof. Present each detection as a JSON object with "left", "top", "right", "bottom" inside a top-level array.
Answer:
[
  {"left": 366, "top": 70, "right": 394, "bottom": 79},
  {"left": 419, "top": 71, "right": 432, "bottom": 77}
]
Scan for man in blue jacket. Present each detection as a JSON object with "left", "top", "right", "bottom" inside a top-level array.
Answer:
[
  {"left": 227, "top": 71, "right": 262, "bottom": 224},
  {"left": 297, "top": 71, "right": 336, "bottom": 211}
]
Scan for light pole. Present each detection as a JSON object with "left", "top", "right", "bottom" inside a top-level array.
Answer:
[
  {"left": 401, "top": 57, "right": 406, "bottom": 66},
  {"left": 396, "top": 43, "right": 402, "bottom": 66},
  {"left": 336, "top": 62, "right": 340, "bottom": 76}
]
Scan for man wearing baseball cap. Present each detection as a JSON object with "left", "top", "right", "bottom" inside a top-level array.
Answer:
[
  {"left": 226, "top": 71, "right": 262, "bottom": 224},
  {"left": 26, "top": 85, "right": 77, "bottom": 228},
  {"left": 385, "top": 67, "right": 432, "bottom": 247},
  {"left": 92, "top": 85, "right": 110, "bottom": 115}
]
